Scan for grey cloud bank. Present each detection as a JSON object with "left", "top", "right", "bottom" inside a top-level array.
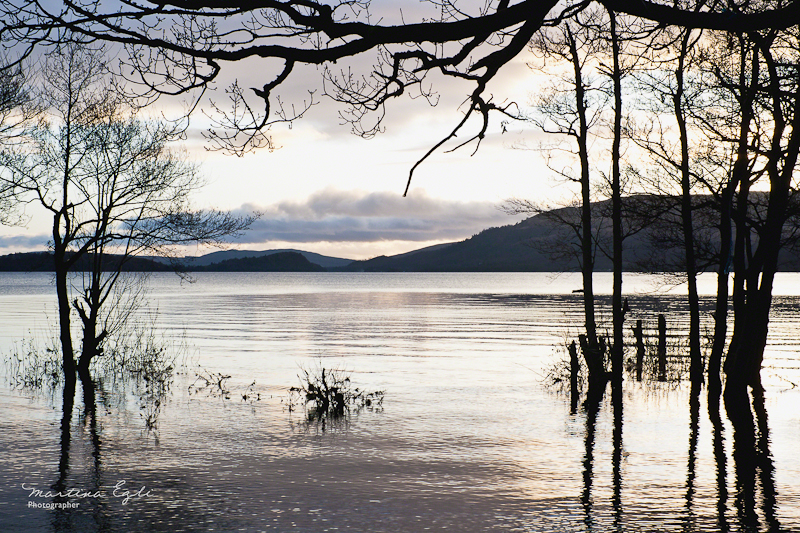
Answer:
[
  {"left": 0, "top": 190, "right": 523, "bottom": 253},
  {"left": 0, "top": 235, "right": 49, "bottom": 249},
  {"left": 234, "top": 189, "right": 520, "bottom": 244}
]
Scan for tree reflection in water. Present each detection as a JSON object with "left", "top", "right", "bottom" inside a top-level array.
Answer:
[
  {"left": 578, "top": 378, "right": 784, "bottom": 533},
  {"left": 611, "top": 384, "right": 623, "bottom": 532},
  {"left": 684, "top": 381, "right": 701, "bottom": 530},
  {"left": 581, "top": 386, "right": 602, "bottom": 531},
  {"left": 43, "top": 363, "right": 170, "bottom": 533},
  {"left": 52, "top": 375, "right": 109, "bottom": 533},
  {"left": 708, "top": 380, "right": 730, "bottom": 533},
  {"left": 52, "top": 378, "right": 75, "bottom": 533},
  {"left": 725, "top": 382, "right": 782, "bottom": 533},
  {"left": 580, "top": 381, "right": 624, "bottom": 533},
  {"left": 751, "top": 385, "right": 780, "bottom": 533}
]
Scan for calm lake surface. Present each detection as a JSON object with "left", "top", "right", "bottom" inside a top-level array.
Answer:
[{"left": 0, "top": 272, "right": 799, "bottom": 532}]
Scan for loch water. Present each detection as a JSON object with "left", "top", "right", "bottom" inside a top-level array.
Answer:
[{"left": 0, "top": 272, "right": 798, "bottom": 532}]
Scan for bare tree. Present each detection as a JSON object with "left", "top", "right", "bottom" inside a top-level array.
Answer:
[
  {"left": 504, "top": 8, "right": 610, "bottom": 392},
  {"left": 723, "top": 28, "right": 800, "bottom": 390},
  {"left": 685, "top": 31, "right": 763, "bottom": 389},
  {"left": 0, "top": 42, "right": 252, "bottom": 381},
  {"left": 506, "top": 9, "right": 666, "bottom": 395},
  {"left": 627, "top": 25, "right": 708, "bottom": 387},
  {"left": 0, "top": 57, "right": 38, "bottom": 225},
  {"left": 0, "top": 0, "right": 797, "bottom": 176},
  {"left": 607, "top": 8, "right": 626, "bottom": 390},
  {"left": 678, "top": 27, "right": 800, "bottom": 390}
]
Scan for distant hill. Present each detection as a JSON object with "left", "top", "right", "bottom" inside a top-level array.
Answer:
[
  {"left": 5, "top": 195, "right": 800, "bottom": 272},
  {"left": 340, "top": 196, "right": 800, "bottom": 272},
  {"left": 194, "top": 251, "right": 325, "bottom": 272},
  {"left": 339, "top": 216, "right": 587, "bottom": 272},
  {"left": 337, "top": 205, "right": 611, "bottom": 272},
  {"left": 0, "top": 252, "right": 51, "bottom": 271},
  {"left": 183, "top": 249, "right": 352, "bottom": 269}
]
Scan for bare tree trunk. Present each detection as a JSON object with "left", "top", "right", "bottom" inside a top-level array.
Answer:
[
  {"left": 76, "top": 255, "right": 107, "bottom": 380},
  {"left": 726, "top": 200, "right": 787, "bottom": 388},
  {"left": 609, "top": 11, "right": 625, "bottom": 389},
  {"left": 726, "top": 166, "right": 751, "bottom": 370},
  {"left": 709, "top": 190, "right": 733, "bottom": 390},
  {"left": 673, "top": 31, "right": 703, "bottom": 386},
  {"left": 725, "top": 37, "right": 800, "bottom": 389},
  {"left": 567, "top": 28, "right": 599, "bottom": 353},
  {"left": 77, "top": 313, "right": 100, "bottom": 381},
  {"left": 710, "top": 37, "right": 757, "bottom": 390},
  {"left": 53, "top": 244, "right": 76, "bottom": 379}
]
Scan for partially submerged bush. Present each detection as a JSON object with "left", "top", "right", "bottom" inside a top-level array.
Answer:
[
  {"left": 543, "top": 336, "right": 590, "bottom": 393},
  {"left": 188, "top": 367, "right": 232, "bottom": 399},
  {"left": 91, "top": 312, "right": 186, "bottom": 432},
  {"left": 4, "top": 336, "right": 63, "bottom": 392},
  {"left": 544, "top": 348, "right": 585, "bottom": 392},
  {"left": 92, "top": 311, "right": 184, "bottom": 380},
  {"left": 288, "top": 364, "right": 384, "bottom": 422},
  {"left": 3, "top": 311, "right": 186, "bottom": 432}
]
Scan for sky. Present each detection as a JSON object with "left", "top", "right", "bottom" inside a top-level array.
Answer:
[{"left": 0, "top": 15, "right": 583, "bottom": 260}]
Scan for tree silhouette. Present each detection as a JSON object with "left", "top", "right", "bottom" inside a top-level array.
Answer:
[
  {"left": 1, "top": 0, "right": 798, "bottom": 174},
  {"left": 0, "top": 42, "right": 251, "bottom": 381}
]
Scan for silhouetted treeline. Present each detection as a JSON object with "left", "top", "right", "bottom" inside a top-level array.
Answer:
[
  {"left": 191, "top": 251, "right": 325, "bottom": 272},
  {"left": 0, "top": 252, "right": 175, "bottom": 272},
  {"left": 0, "top": 250, "right": 325, "bottom": 272}
]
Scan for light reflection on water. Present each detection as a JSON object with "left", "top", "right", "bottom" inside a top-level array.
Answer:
[{"left": 0, "top": 272, "right": 799, "bottom": 532}]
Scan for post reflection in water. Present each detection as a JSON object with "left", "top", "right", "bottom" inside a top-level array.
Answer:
[
  {"left": 684, "top": 382, "right": 701, "bottom": 530},
  {"left": 708, "top": 381, "right": 730, "bottom": 533}
]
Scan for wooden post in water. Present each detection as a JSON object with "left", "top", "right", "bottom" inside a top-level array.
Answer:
[
  {"left": 657, "top": 314, "right": 667, "bottom": 381},
  {"left": 569, "top": 340, "right": 579, "bottom": 413},
  {"left": 632, "top": 319, "right": 645, "bottom": 381}
]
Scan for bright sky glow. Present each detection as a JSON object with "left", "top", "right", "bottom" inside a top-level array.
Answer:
[{"left": 0, "top": 45, "right": 582, "bottom": 260}]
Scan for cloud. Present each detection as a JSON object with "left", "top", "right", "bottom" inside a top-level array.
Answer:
[
  {"left": 233, "top": 188, "right": 522, "bottom": 244},
  {"left": 0, "top": 191, "right": 526, "bottom": 257},
  {"left": 0, "top": 234, "right": 50, "bottom": 250}
]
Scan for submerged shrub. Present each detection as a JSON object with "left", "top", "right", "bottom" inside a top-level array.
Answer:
[
  {"left": 92, "top": 310, "right": 184, "bottom": 379},
  {"left": 543, "top": 337, "right": 590, "bottom": 393},
  {"left": 188, "top": 367, "right": 232, "bottom": 399},
  {"left": 3, "top": 311, "right": 186, "bottom": 432},
  {"left": 4, "top": 336, "right": 63, "bottom": 392},
  {"left": 288, "top": 364, "right": 384, "bottom": 422}
]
